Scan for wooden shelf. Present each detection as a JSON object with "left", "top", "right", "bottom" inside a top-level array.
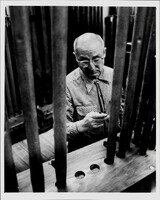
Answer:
[{"left": 17, "top": 138, "right": 156, "bottom": 192}]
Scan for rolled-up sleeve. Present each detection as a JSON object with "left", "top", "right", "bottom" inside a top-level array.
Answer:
[{"left": 66, "top": 87, "right": 79, "bottom": 140}]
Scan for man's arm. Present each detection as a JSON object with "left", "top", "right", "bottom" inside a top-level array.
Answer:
[{"left": 66, "top": 88, "right": 80, "bottom": 140}]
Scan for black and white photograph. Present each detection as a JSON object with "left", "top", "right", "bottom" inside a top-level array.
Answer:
[{"left": 1, "top": 0, "right": 159, "bottom": 200}]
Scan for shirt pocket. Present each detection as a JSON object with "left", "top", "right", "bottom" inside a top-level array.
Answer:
[{"left": 76, "top": 105, "right": 98, "bottom": 117}]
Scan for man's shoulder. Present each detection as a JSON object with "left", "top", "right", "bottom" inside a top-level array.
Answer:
[
  {"left": 103, "top": 65, "right": 113, "bottom": 73},
  {"left": 66, "top": 68, "right": 81, "bottom": 84},
  {"left": 103, "top": 66, "right": 113, "bottom": 82}
]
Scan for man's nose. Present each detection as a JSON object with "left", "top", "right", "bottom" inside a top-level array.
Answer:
[{"left": 88, "top": 60, "right": 95, "bottom": 71}]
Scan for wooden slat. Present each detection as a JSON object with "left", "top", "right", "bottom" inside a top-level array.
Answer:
[
  {"left": 117, "top": 7, "right": 148, "bottom": 158},
  {"left": 10, "top": 6, "right": 44, "bottom": 192},
  {"left": 17, "top": 138, "right": 156, "bottom": 192},
  {"left": 4, "top": 109, "right": 19, "bottom": 192},
  {"left": 105, "top": 7, "right": 130, "bottom": 164},
  {"left": 51, "top": 6, "right": 68, "bottom": 191}
]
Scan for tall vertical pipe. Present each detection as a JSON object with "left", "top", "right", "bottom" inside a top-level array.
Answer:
[
  {"left": 4, "top": 108, "right": 19, "bottom": 192},
  {"left": 5, "top": 27, "right": 19, "bottom": 114},
  {"left": 117, "top": 7, "right": 148, "bottom": 158},
  {"left": 138, "top": 19, "right": 156, "bottom": 155},
  {"left": 50, "top": 7, "right": 68, "bottom": 191},
  {"left": 10, "top": 6, "right": 44, "bottom": 192},
  {"left": 104, "top": 7, "right": 130, "bottom": 164},
  {"left": 133, "top": 8, "right": 155, "bottom": 145},
  {"left": 5, "top": 69, "right": 14, "bottom": 118}
]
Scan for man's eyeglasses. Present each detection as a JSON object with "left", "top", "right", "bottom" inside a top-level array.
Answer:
[{"left": 76, "top": 57, "right": 104, "bottom": 68}]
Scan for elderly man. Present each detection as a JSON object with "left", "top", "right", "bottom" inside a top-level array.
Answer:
[{"left": 66, "top": 32, "right": 113, "bottom": 152}]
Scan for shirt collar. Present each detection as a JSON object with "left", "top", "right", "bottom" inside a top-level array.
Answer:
[{"left": 79, "top": 67, "right": 109, "bottom": 93}]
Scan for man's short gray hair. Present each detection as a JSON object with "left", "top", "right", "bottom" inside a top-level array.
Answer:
[{"left": 73, "top": 32, "right": 104, "bottom": 52}]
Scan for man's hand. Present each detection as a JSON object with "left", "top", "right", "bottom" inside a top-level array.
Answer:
[{"left": 76, "top": 111, "right": 109, "bottom": 133}]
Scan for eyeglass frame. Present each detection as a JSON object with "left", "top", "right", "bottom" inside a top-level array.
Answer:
[{"left": 75, "top": 56, "right": 105, "bottom": 68}]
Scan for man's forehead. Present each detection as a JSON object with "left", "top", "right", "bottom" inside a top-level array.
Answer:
[
  {"left": 76, "top": 36, "right": 103, "bottom": 50},
  {"left": 76, "top": 48, "right": 103, "bottom": 58}
]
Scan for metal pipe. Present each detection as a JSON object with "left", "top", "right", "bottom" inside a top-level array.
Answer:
[
  {"left": 4, "top": 108, "right": 19, "bottom": 192},
  {"left": 117, "top": 7, "right": 148, "bottom": 158},
  {"left": 138, "top": 19, "right": 156, "bottom": 155},
  {"left": 50, "top": 6, "right": 68, "bottom": 191},
  {"left": 104, "top": 7, "right": 130, "bottom": 164},
  {"left": 5, "top": 68, "right": 14, "bottom": 118},
  {"left": 9, "top": 6, "right": 44, "bottom": 192},
  {"left": 5, "top": 27, "right": 19, "bottom": 114}
]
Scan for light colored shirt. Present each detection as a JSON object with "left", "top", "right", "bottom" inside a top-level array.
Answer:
[{"left": 66, "top": 65, "right": 113, "bottom": 142}]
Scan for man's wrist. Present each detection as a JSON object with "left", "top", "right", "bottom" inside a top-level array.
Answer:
[{"left": 76, "top": 120, "right": 86, "bottom": 133}]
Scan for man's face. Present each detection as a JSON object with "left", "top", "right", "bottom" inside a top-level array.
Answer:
[{"left": 75, "top": 41, "right": 105, "bottom": 79}]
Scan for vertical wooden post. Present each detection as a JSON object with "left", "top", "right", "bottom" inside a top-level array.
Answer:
[
  {"left": 104, "top": 7, "right": 130, "bottom": 164},
  {"left": 10, "top": 6, "right": 44, "bottom": 192},
  {"left": 117, "top": 7, "right": 148, "bottom": 158},
  {"left": 50, "top": 6, "right": 68, "bottom": 191},
  {"left": 4, "top": 109, "right": 19, "bottom": 192}
]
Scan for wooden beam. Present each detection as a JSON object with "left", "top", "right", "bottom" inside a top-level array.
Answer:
[
  {"left": 117, "top": 7, "right": 148, "bottom": 158},
  {"left": 10, "top": 6, "right": 44, "bottom": 192},
  {"left": 105, "top": 7, "right": 130, "bottom": 164},
  {"left": 50, "top": 6, "right": 68, "bottom": 191}
]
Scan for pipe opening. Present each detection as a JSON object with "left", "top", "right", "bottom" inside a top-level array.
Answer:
[
  {"left": 90, "top": 164, "right": 100, "bottom": 173},
  {"left": 75, "top": 171, "right": 85, "bottom": 179}
]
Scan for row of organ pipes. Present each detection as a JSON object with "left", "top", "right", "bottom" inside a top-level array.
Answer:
[{"left": 4, "top": 6, "right": 156, "bottom": 192}]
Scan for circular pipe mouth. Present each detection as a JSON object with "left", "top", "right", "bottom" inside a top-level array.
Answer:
[
  {"left": 75, "top": 171, "right": 85, "bottom": 179},
  {"left": 90, "top": 164, "right": 100, "bottom": 173}
]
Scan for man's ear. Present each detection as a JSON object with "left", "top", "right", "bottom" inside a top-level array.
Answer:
[
  {"left": 73, "top": 52, "right": 78, "bottom": 61},
  {"left": 103, "top": 47, "right": 107, "bottom": 57},
  {"left": 73, "top": 52, "right": 76, "bottom": 59}
]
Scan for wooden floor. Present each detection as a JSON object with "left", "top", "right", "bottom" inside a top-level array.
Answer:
[{"left": 12, "top": 129, "right": 55, "bottom": 173}]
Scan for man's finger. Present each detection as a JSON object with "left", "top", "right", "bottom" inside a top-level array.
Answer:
[{"left": 92, "top": 114, "right": 108, "bottom": 119}]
